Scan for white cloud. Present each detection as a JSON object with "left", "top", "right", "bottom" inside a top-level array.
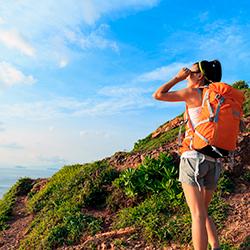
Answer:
[
  {"left": 36, "top": 155, "right": 66, "bottom": 164},
  {"left": 198, "top": 11, "right": 209, "bottom": 22},
  {"left": 199, "top": 25, "right": 250, "bottom": 61},
  {"left": 0, "top": 61, "right": 36, "bottom": 86},
  {"left": 59, "top": 58, "right": 68, "bottom": 68},
  {"left": 0, "top": 95, "right": 152, "bottom": 119},
  {"left": 80, "top": 130, "right": 111, "bottom": 139},
  {"left": 0, "top": 0, "right": 159, "bottom": 66},
  {"left": 0, "top": 17, "right": 5, "bottom": 25},
  {"left": 0, "top": 29, "right": 35, "bottom": 57},
  {"left": 82, "top": 0, "right": 159, "bottom": 25},
  {"left": 49, "top": 126, "right": 55, "bottom": 132},
  {"left": 0, "top": 142, "right": 24, "bottom": 150},
  {"left": 0, "top": 122, "right": 5, "bottom": 132},
  {"left": 137, "top": 63, "right": 189, "bottom": 82},
  {"left": 98, "top": 86, "right": 153, "bottom": 97},
  {"left": 64, "top": 24, "right": 119, "bottom": 52}
]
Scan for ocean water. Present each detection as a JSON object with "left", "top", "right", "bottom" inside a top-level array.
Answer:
[{"left": 0, "top": 167, "right": 60, "bottom": 199}]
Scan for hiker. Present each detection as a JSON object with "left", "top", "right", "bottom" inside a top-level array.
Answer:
[{"left": 152, "top": 60, "right": 225, "bottom": 250}]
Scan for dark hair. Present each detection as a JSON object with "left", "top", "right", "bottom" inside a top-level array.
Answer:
[{"left": 195, "top": 60, "right": 222, "bottom": 85}]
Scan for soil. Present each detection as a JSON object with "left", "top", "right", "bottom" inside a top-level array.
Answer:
[
  {"left": 0, "top": 196, "right": 33, "bottom": 250},
  {"left": 0, "top": 117, "right": 249, "bottom": 249},
  {"left": 0, "top": 175, "right": 248, "bottom": 250}
]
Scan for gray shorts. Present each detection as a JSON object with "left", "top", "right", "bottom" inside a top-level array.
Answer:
[{"left": 178, "top": 157, "right": 221, "bottom": 190}]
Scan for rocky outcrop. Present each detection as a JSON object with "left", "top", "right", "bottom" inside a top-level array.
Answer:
[{"left": 151, "top": 116, "right": 183, "bottom": 139}]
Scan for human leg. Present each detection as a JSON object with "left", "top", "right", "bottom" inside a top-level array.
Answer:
[
  {"left": 182, "top": 183, "right": 208, "bottom": 250},
  {"left": 202, "top": 188, "right": 220, "bottom": 249}
]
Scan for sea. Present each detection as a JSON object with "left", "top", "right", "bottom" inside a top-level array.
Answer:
[{"left": 0, "top": 166, "right": 60, "bottom": 199}]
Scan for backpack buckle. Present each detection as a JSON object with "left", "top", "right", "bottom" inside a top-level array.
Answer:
[{"left": 215, "top": 94, "right": 222, "bottom": 99}]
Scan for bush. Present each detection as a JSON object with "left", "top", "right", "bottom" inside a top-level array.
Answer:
[
  {"left": 113, "top": 152, "right": 183, "bottom": 202},
  {"left": 110, "top": 153, "right": 191, "bottom": 246},
  {"left": 111, "top": 152, "right": 230, "bottom": 247},
  {"left": 232, "top": 80, "right": 249, "bottom": 90}
]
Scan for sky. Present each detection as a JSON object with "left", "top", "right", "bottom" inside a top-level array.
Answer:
[{"left": 0, "top": 0, "right": 249, "bottom": 169}]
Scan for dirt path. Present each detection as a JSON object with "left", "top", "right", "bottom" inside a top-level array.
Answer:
[
  {"left": 0, "top": 188, "right": 249, "bottom": 249},
  {"left": 219, "top": 186, "right": 250, "bottom": 248},
  {"left": 0, "top": 196, "right": 33, "bottom": 250}
]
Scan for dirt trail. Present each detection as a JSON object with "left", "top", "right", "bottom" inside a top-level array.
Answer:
[
  {"left": 219, "top": 186, "right": 250, "bottom": 247},
  {"left": 0, "top": 181, "right": 249, "bottom": 249},
  {"left": 0, "top": 196, "right": 33, "bottom": 250}
]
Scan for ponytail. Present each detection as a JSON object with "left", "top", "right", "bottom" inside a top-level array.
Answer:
[{"left": 198, "top": 60, "right": 222, "bottom": 85}]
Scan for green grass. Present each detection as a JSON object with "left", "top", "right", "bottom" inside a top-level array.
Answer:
[
  {"left": 239, "top": 235, "right": 250, "bottom": 249},
  {"left": 0, "top": 154, "right": 239, "bottom": 249},
  {"left": 110, "top": 190, "right": 191, "bottom": 247},
  {"left": 19, "top": 160, "right": 119, "bottom": 250},
  {"left": 0, "top": 177, "right": 34, "bottom": 231},
  {"left": 111, "top": 187, "right": 228, "bottom": 247},
  {"left": 132, "top": 126, "right": 184, "bottom": 153},
  {"left": 243, "top": 88, "right": 250, "bottom": 117},
  {"left": 110, "top": 152, "right": 230, "bottom": 247}
]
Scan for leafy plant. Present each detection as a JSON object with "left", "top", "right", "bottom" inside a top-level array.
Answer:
[
  {"left": 217, "top": 170, "right": 235, "bottom": 196},
  {"left": 113, "top": 152, "right": 183, "bottom": 202}
]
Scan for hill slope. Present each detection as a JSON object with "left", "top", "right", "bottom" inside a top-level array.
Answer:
[{"left": 0, "top": 87, "right": 249, "bottom": 250}]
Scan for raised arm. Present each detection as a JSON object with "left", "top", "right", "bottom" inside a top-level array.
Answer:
[{"left": 152, "top": 67, "right": 194, "bottom": 103}]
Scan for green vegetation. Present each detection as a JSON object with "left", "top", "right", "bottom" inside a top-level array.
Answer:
[
  {"left": 232, "top": 80, "right": 249, "bottom": 90},
  {"left": 243, "top": 88, "right": 250, "bottom": 117},
  {"left": 132, "top": 126, "right": 184, "bottom": 153},
  {"left": 19, "top": 160, "right": 119, "bottom": 249},
  {"left": 110, "top": 153, "right": 229, "bottom": 248},
  {"left": 239, "top": 235, "right": 250, "bottom": 249},
  {"left": 232, "top": 80, "right": 250, "bottom": 117},
  {"left": 132, "top": 114, "right": 184, "bottom": 153},
  {"left": 113, "top": 153, "right": 183, "bottom": 201},
  {"left": 216, "top": 170, "right": 235, "bottom": 197},
  {"left": 1, "top": 80, "right": 249, "bottom": 248},
  {"left": 0, "top": 152, "right": 239, "bottom": 249},
  {"left": 242, "top": 169, "right": 250, "bottom": 182},
  {"left": 0, "top": 177, "right": 34, "bottom": 231},
  {"left": 109, "top": 153, "right": 189, "bottom": 246}
]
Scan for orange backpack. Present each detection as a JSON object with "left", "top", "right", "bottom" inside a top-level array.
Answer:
[{"left": 180, "top": 82, "right": 245, "bottom": 157}]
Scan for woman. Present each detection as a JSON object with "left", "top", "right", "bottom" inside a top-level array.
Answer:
[{"left": 152, "top": 60, "right": 222, "bottom": 250}]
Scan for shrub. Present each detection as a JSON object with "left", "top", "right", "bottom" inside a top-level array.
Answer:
[
  {"left": 232, "top": 80, "right": 249, "bottom": 90},
  {"left": 113, "top": 152, "right": 183, "bottom": 202}
]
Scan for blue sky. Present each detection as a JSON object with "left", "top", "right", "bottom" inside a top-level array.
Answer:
[{"left": 0, "top": 0, "right": 249, "bottom": 169}]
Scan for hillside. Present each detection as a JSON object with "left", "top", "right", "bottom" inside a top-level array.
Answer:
[{"left": 0, "top": 86, "right": 249, "bottom": 250}]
